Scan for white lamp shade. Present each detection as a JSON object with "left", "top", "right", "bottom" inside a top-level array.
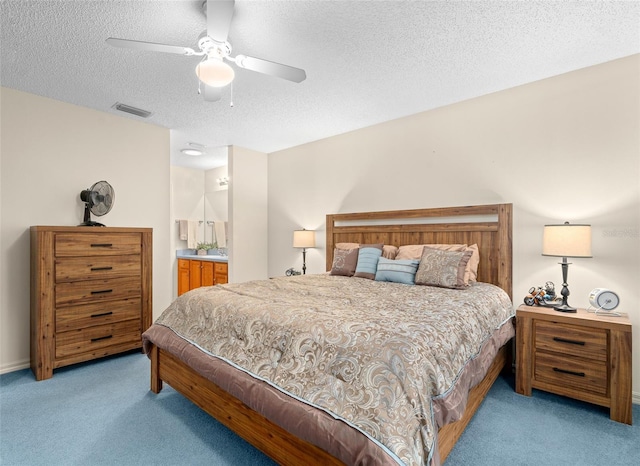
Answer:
[
  {"left": 542, "top": 223, "right": 592, "bottom": 258},
  {"left": 293, "top": 229, "right": 315, "bottom": 248},
  {"left": 195, "top": 58, "right": 235, "bottom": 88}
]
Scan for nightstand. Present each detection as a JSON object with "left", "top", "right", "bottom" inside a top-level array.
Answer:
[{"left": 515, "top": 305, "right": 632, "bottom": 424}]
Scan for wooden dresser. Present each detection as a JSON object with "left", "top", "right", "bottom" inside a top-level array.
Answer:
[
  {"left": 30, "top": 226, "right": 152, "bottom": 380},
  {"left": 515, "top": 305, "right": 632, "bottom": 424}
]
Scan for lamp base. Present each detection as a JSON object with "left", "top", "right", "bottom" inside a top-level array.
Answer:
[{"left": 553, "top": 304, "right": 577, "bottom": 313}]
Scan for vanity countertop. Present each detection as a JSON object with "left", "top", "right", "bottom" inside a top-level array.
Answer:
[{"left": 176, "top": 250, "right": 228, "bottom": 262}]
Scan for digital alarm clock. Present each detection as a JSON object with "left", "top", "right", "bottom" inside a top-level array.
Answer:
[{"left": 588, "top": 288, "right": 620, "bottom": 311}]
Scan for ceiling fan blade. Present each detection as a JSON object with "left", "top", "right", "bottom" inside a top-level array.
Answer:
[
  {"left": 234, "top": 55, "right": 306, "bottom": 83},
  {"left": 206, "top": 0, "right": 235, "bottom": 43},
  {"left": 202, "top": 84, "right": 222, "bottom": 102},
  {"left": 106, "top": 37, "right": 196, "bottom": 56}
]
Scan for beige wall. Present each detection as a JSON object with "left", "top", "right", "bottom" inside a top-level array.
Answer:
[
  {"left": 0, "top": 87, "right": 173, "bottom": 372},
  {"left": 229, "top": 145, "right": 268, "bottom": 283},
  {"left": 204, "top": 165, "right": 229, "bottom": 244},
  {"left": 268, "top": 55, "right": 640, "bottom": 397}
]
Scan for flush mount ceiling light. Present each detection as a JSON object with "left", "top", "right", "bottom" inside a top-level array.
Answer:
[
  {"left": 181, "top": 148, "right": 204, "bottom": 156},
  {"left": 181, "top": 142, "right": 206, "bottom": 156}
]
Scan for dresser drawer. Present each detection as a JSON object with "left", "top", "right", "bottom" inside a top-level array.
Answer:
[
  {"left": 55, "top": 233, "right": 141, "bottom": 257},
  {"left": 55, "top": 277, "right": 141, "bottom": 307},
  {"left": 55, "top": 320, "right": 141, "bottom": 359},
  {"left": 535, "top": 351, "right": 608, "bottom": 396},
  {"left": 535, "top": 320, "right": 607, "bottom": 362},
  {"left": 214, "top": 262, "right": 227, "bottom": 274},
  {"left": 56, "top": 299, "right": 141, "bottom": 332},
  {"left": 55, "top": 255, "right": 141, "bottom": 282}
]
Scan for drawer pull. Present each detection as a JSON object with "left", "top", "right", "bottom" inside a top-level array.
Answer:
[
  {"left": 90, "top": 266, "right": 113, "bottom": 271},
  {"left": 553, "top": 367, "right": 585, "bottom": 377},
  {"left": 90, "top": 289, "right": 113, "bottom": 295},
  {"left": 552, "top": 337, "right": 585, "bottom": 346},
  {"left": 91, "top": 335, "right": 113, "bottom": 343},
  {"left": 90, "top": 311, "right": 113, "bottom": 318},
  {"left": 91, "top": 243, "right": 113, "bottom": 248}
]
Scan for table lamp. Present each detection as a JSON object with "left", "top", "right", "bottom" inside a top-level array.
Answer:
[
  {"left": 542, "top": 222, "right": 592, "bottom": 312},
  {"left": 293, "top": 229, "right": 315, "bottom": 275}
]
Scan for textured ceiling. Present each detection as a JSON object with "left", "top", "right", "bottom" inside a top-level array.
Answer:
[{"left": 1, "top": 1, "right": 639, "bottom": 170}]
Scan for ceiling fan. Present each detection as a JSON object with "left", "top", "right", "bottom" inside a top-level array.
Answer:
[{"left": 106, "top": 0, "right": 306, "bottom": 102}]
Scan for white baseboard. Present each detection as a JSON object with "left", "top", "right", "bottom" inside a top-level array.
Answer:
[
  {"left": 0, "top": 360, "right": 29, "bottom": 375},
  {"left": 633, "top": 391, "right": 640, "bottom": 405}
]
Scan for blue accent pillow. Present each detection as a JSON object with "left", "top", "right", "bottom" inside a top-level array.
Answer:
[
  {"left": 374, "top": 257, "right": 420, "bottom": 285},
  {"left": 354, "top": 247, "right": 383, "bottom": 279}
]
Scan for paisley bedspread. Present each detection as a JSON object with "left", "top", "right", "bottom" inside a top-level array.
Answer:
[{"left": 149, "top": 274, "right": 514, "bottom": 465}]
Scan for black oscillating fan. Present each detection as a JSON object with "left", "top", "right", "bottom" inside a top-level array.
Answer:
[{"left": 79, "top": 181, "right": 115, "bottom": 227}]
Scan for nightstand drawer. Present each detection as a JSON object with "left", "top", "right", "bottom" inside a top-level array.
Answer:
[
  {"left": 535, "top": 352, "right": 608, "bottom": 396},
  {"left": 55, "top": 233, "right": 141, "bottom": 257},
  {"left": 535, "top": 320, "right": 607, "bottom": 362}
]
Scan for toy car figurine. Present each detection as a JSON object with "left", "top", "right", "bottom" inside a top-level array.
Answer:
[{"left": 524, "top": 281, "right": 559, "bottom": 307}]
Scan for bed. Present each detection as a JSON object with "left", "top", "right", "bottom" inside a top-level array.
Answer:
[{"left": 142, "top": 203, "right": 514, "bottom": 465}]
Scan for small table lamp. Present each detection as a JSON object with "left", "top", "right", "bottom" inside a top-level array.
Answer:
[
  {"left": 293, "top": 229, "right": 315, "bottom": 275},
  {"left": 542, "top": 222, "right": 592, "bottom": 312}
]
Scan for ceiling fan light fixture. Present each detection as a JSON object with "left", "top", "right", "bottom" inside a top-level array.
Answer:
[{"left": 196, "top": 58, "right": 235, "bottom": 87}]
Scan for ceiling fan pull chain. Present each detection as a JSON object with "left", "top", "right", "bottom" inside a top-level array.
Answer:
[{"left": 230, "top": 82, "right": 234, "bottom": 108}]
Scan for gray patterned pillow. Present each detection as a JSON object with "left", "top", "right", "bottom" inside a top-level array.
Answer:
[
  {"left": 330, "top": 247, "right": 359, "bottom": 276},
  {"left": 415, "top": 247, "right": 473, "bottom": 289}
]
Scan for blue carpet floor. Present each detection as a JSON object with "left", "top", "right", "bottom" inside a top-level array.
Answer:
[{"left": 1, "top": 351, "right": 638, "bottom": 465}]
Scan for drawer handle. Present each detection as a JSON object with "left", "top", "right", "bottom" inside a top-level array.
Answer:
[
  {"left": 552, "top": 337, "right": 585, "bottom": 346},
  {"left": 553, "top": 367, "right": 585, "bottom": 377},
  {"left": 90, "top": 266, "right": 113, "bottom": 271},
  {"left": 90, "top": 311, "right": 113, "bottom": 318},
  {"left": 91, "top": 335, "right": 113, "bottom": 343},
  {"left": 91, "top": 243, "right": 113, "bottom": 248},
  {"left": 90, "top": 289, "right": 113, "bottom": 295}
]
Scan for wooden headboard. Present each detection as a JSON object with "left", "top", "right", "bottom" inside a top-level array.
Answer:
[{"left": 326, "top": 203, "right": 513, "bottom": 299}]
